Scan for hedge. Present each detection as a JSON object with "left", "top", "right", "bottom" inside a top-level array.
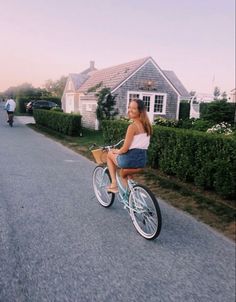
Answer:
[
  {"left": 102, "top": 120, "right": 129, "bottom": 144},
  {"left": 16, "top": 97, "right": 30, "bottom": 113},
  {"left": 33, "top": 109, "right": 82, "bottom": 136},
  {"left": 101, "top": 120, "right": 236, "bottom": 199}
]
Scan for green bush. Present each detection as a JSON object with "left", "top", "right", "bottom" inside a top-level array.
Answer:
[
  {"left": 51, "top": 107, "right": 63, "bottom": 112},
  {"left": 179, "top": 102, "right": 190, "bottom": 120},
  {"left": 16, "top": 97, "right": 30, "bottom": 113},
  {"left": 200, "top": 101, "right": 235, "bottom": 124},
  {"left": 101, "top": 119, "right": 129, "bottom": 144},
  {"left": 149, "top": 126, "right": 236, "bottom": 198},
  {"left": 191, "top": 119, "right": 214, "bottom": 131},
  {"left": 154, "top": 116, "right": 178, "bottom": 127},
  {"left": 177, "top": 118, "right": 195, "bottom": 129},
  {"left": 33, "top": 109, "right": 82, "bottom": 136},
  {"left": 102, "top": 120, "right": 236, "bottom": 199}
]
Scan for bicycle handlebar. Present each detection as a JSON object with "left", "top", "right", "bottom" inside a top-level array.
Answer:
[
  {"left": 109, "top": 139, "right": 124, "bottom": 149},
  {"left": 89, "top": 139, "right": 124, "bottom": 151}
]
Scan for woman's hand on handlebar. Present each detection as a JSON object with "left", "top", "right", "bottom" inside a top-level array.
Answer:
[{"left": 112, "top": 148, "right": 120, "bottom": 155}]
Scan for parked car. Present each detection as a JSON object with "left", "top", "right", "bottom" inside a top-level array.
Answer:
[{"left": 26, "top": 100, "right": 60, "bottom": 113}]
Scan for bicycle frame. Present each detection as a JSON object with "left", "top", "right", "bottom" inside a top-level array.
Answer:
[
  {"left": 99, "top": 166, "right": 147, "bottom": 214},
  {"left": 92, "top": 139, "right": 148, "bottom": 214}
]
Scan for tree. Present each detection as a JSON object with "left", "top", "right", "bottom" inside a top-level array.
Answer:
[
  {"left": 221, "top": 91, "right": 227, "bottom": 101},
  {"left": 201, "top": 100, "right": 235, "bottom": 124},
  {"left": 3, "top": 83, "right": 43, "bottom": 99},
  {"left": 213, "top": 86, "right": 221, "bottom": 100},
  {"left": 96, "top": 88, "right": 119, "bottom": 121},
  {"left": 189, "top": 90, "right": 196, "bottom": 97},
  {"left": 44, "top": 76, "right": 67, "bottom": 98}
]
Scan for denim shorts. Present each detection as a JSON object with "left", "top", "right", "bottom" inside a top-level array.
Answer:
[{"left": 117, "top": 148, "right": 147, "bottom": 168}]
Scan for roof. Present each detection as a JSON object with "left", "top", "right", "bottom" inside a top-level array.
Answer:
[
  {"left": 67, "top": 57, "right": 189, "bottom": 97},
  {"left": 68, "top": 73, "right": 90, "bottom": 90},
  {"left": 162, "top": 70, "right": 190, "bottom": 98},
  {"left": 78, "top": 57, "right": 150, "bottom": 93},
  {"left": 69, "top": 62, "right": 97, "bottom": 90}
]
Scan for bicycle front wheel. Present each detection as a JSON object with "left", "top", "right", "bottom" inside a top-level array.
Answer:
[
  {"left": 92, "top": 165, "right": 115, "bottom": 207},
  {"left": 129, "top": 185, "right": 162, "bottom": 240}
]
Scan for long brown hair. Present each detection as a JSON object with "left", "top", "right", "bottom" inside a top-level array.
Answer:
[{"left": 131, "top": 99, "right": 153, "bottom": 136}]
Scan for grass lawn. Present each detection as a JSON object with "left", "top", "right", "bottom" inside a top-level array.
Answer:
[{"left": 28, "top": 123, "right": 236, "bottom": 242}]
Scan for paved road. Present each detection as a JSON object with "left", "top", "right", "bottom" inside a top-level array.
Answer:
[{"left": 0, "top": 104, "right": 235, "bottom": 302}]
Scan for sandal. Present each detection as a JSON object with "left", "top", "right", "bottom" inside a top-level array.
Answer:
[{"left": 107, "top": 186, "right": 118, "bottom": 194}]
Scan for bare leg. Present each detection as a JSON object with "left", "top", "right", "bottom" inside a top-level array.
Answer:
[{"left": 107, "top": 151, "right": 118, "bottom": 187}]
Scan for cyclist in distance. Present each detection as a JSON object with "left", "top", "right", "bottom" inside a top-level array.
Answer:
[
  {"left": 106, "top": 99, "right": 152, "bottom": 193},
  {"left": 4, "top": 97, "right": 16, "bottom": 125}
]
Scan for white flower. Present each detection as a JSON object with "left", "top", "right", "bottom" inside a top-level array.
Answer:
[{"left": 206, "top": 122, "right": 233, "bottom": 135}]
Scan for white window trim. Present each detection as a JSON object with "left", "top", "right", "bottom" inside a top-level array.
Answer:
[
  {"left": 127, "top": 91, "right": 167, "bottom": 115},
  {"left": 153, "top": 93, "right": 167, "bottom": 115}
]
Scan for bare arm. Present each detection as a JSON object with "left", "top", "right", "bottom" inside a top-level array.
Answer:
[{"left": 114, "top": 124, "right": 136, "bottom": 155}]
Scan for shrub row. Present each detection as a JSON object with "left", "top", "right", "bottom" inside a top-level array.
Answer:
[
  {"left": 155, "top": 117, "right": 215, "bottom": 132},
  {"left": 101, "top": 120, "right": 236, "bottom": 199},
  {"left": 102, "top": 120, "right": 129, "bottom": 144},
  {"left": 33, "top": 109, "right": 82, "bottom": 136}
]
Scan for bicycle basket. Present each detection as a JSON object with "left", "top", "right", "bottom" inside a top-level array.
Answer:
[{"left": 92, "top": 149, "right": 108, "bottom": 164}]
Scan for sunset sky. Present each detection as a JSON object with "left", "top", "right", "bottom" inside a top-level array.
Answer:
[{"left": 0, "top": 0, "right": 235, "bottom": 94}]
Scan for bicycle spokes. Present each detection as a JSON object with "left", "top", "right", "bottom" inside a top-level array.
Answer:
[{"left": 129, "top": 185, "right": 162, "bottom": 240}]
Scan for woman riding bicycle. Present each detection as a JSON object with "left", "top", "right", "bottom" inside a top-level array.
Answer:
[{"left": 107, "top": 99, "right": 152, "bottom": 193}]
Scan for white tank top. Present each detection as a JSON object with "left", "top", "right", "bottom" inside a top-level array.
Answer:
[{"left": 129, "top": 133, "right": 150, "bottom": 150}]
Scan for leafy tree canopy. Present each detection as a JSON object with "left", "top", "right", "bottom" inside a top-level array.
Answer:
[
  {"left": 2, "top": 83, "right": 44, "bottom": 99},
  {"left": 44, "top": 76, "right": 67, "bottom": 98},
  {"left": 96, "top": 87, "right": 119, "bottom": 121},
  {"left": 213, "top": 86, "right": 221, "bottom": 100},
  {"left": 1, "top": 75, "right": 67, "bottom": 100}
]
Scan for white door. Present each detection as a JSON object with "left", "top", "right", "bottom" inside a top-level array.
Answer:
[
  {"left": 142, "top": 94, "right": 154, "bottom": 122},
  {"left": 66, "top": 94, "right": 74, "bottom": 113}
]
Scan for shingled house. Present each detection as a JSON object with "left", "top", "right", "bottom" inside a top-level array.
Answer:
[{"left": 61, "top": 57, "right": 190, "bottom": 129}]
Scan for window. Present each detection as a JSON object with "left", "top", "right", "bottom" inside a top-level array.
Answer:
[
  {"left": 129, "top": 93, "right": 139, "bottom": 101},
  {"left": 143, "top": 96, "right": 150, "bottom": 112},
  {"left": 127, "top": 91, "right": 167, "bottom": 121},
  {"left": 154, "top": 95, "right": 164, "bottom": 113}
]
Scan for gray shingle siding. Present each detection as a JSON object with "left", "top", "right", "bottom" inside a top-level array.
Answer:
[
  {"left": 113, "top": 61, "right": 179, "bottom": 119},
  {"left": 80, "top": 94, "right": 97, "bottom": 129}
]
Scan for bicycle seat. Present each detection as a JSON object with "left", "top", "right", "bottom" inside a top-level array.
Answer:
[{"left": 120, "top": 168, "right": 143, "bottom": 179}]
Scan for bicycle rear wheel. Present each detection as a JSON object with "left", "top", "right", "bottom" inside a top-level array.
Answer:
[
  {"left": 129, "top": 184, "right": 162, "bottom": 240},
  {"left": 92, "top": 165, "right": 115, "bottom": 207},
  {"left": 9, "top": 114, "right": 13, "bottom": 127}
]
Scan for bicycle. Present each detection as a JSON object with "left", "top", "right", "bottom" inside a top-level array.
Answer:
[
  {"left": 8, "top": 112, "right": 14, "bottom": 127},
  {"left": 91, "top": 140, "right": 162, "bottom": 240}
]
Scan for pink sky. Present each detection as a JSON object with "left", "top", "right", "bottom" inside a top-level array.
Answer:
[{"left": 0, "top": 0, "right": 235, "bottom": 94}]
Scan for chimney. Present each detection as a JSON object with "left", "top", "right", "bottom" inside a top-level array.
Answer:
[{"left": 90, "top": 61, "right": 95, "bottom": 70}]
